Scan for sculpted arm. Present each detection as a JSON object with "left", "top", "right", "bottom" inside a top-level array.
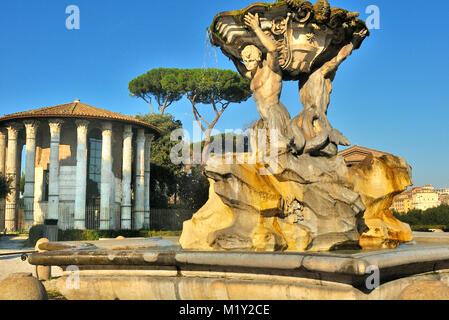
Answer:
[
  {"left": 244, "top": 13, "right": 279, "bottom": 67},
  {"left": 232, "top": 56, "right": 252, "bottom": 79},
  {"left": 321, "top": 42, "right": 354, "bottom": 77},
  {"left": 321, "top": 29, "right": 368, "bottom": 76}
]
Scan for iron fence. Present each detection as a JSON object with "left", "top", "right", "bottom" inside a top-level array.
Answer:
[
  {"left": 0, "top": 202, "right": 24, "bottom": 231},
  {"left": 85, "top": 204, "right": 100, "bottom": 230},
  {"left": 0, "top": 201, "right": 195, "bottom": 231}
]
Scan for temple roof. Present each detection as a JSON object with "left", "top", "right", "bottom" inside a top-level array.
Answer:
[
  {"left": 0, "top": 100, "right": 161, "bottom": 136},
  {"left": 338, "top": 145, "right": 391, "bottom": 167}
]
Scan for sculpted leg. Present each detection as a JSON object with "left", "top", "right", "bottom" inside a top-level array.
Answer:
[{"left": 296, "top": 45, "right": 353, "bottom": 155}]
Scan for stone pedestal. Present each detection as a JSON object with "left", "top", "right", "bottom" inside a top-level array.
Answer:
[
  {"left": 0, "top": 273, "right": 48, "bottom": 300},
  {"left": 35, "top": 238, "right": 52, "bottom": 280},
  {"left": 44, "top": 224, "right": 58, "bottom": 242}
]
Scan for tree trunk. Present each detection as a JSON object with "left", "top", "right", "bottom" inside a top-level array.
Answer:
[{"left": 201, "top": 139, "right": 211, "bottom": 165}]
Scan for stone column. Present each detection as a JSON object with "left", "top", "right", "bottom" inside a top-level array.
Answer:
[
  {"left": 0, "top": 128, "right": 6, "bottom": 176},
  {"left": 144, "top": 133, "right": 154, "bottom": 229},
  {"left": 47, "top": 119, "right": 64, "bottom": 223},
  {"left": 134, "top": 129, "right": 146, "bottom": 230},
  {"left": 5, "top": 124, "right": 20, "bottom": 231},
  {"left": 23, "top": 121, "right": 39, "bottom": 230},
  {"left": 0, "top": 129, "right": 6, "bottom": 231},
  {"left": 74, "top": 120, "right": 89, "bottom": 229},
  {"left": 121, "top": 125, "right": 133, "bottom": 230},
  {"left": 100, "top": 122, "right": 113, "bottom": 230}
]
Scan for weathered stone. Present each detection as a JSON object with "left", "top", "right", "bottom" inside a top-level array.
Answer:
[
  {"left": 25, "top": 235, "right": 449, "bottom": 299},
  {"left": 35, "top": 238, "right": 51, "bottom": 280},
  {"left": 348, "top": 154, "right": 413, "bottom": 249},
  {"left": 35, "top": 237, "right": 49, "bottom": 252},
  {"left": 180, "top": 179, "right": 235, "bottom": 251},
  {"left": 0, "top": 273, "right": 48, "bottom": 300},
  {"left": 180, "top": 152, "right": 365, "bottom": 252},
  {"left": 398, "top": 281, "right": 449, "bottom": 300}
]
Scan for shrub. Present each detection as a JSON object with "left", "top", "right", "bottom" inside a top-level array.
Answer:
[
  {"left": 411, "top": 225, "right": 449, "bottom": 232},
  {"left": 0, "top": 174, "right": 11, "bottom": 200},
  {"left": 178, "top": 166, "right": 209, "bottom": 210},
  {"left": 26, "top": 224, "right": 45, "bottom": 247},
  {"left": 394, "top": 205, "right": 449, "bottom": 227},
  {"left": 26, "top": 226, "right": 182, "bottom": 247}
]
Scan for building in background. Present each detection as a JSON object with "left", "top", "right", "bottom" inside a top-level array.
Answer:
[
  {"left": 0, "top": 100, "right": 160, "bottom": 232},
  {"left": 411, "top": 185, "right": 441, "bottom": 211},
  {"left": 337, "top": 146, "right": 446, "bottom": 214},
  {"left": 392, "top": 190, "right": 413, "bottom": 213},
  {"left": 393, "top": 185, "right": 444, "bottom": 213},
  {"left": 338, "top": 145, "right": 391, "bottom": 167}
]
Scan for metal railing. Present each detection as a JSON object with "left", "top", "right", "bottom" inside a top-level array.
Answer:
[{"left": 0, "top": 201, "right": 195, "bottom": 231}]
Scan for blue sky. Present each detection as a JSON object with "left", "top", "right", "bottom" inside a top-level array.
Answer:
[{"left": 0, "top": 0, "right": 448, "bottom": 188}]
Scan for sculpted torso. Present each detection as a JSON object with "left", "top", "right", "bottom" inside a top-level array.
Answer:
[{"left": 249, "top": 57, "right": 283, "bottom": 120}]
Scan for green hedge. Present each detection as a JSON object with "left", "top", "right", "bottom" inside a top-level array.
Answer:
[
  {"left": 393, "top": 205, "right": 449, "bottom": 226},
  {"left": 26, "top": 225, "right": 181, "bottom": 247},
  {"left": 27, "top": 224, "right": 46, "bottom": 247},
  {"left": 410, "top": 225, "right": 449, "bottom": 232}
]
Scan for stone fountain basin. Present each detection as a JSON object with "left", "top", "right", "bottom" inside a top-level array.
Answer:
[{"left": 28, "top": 233, "right": 449, "bottom": 300}]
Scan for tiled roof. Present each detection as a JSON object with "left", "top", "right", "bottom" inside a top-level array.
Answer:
[
  {"left": 338, "top": 145, "right": 392, "bottom": 158},
  {"left": 0, "top": 101, "right": 161, "bottom": 136}
]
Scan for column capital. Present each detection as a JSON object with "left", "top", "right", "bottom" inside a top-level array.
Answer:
[
  {"left": 48, "top": 119, "right": 64, "bottom": 136},
  {"left": 75, "top": 119, "right": 90, "bottom": 128},
  {"left": 102, "top": 121, "right": 113, "bottom": 136},
  {"left": 76, "top": 119, "right": 89, "bottom": 137},
  {"left": 144, "top": 133, "right": 155, "bottom": 143},
  {"left": 23, "top": 120, "right": 40, "bottom": 136},
  {"left": 6, "top": 123, "right": 22, "bottom": 139},
  {"left": 136, "top": 128, "right": 146, "bottom": 142},
  {"left": 123, "top": 124, "right": 133, "bottom": 133},
  {"left": 0, "top": 127, "right": 7, "bottom": 138}
]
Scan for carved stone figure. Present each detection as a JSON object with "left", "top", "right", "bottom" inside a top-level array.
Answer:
[
  {"left": 232, "top": 12, "right": 304, "bottom": 153},
  {"left": 179, "top": 0, "right": 413, "bottom": 252}
]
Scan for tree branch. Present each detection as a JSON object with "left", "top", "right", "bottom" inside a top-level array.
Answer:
[
  {"left": 186, "top": 93, "right": 207, "bottom": 133},
  {"left": 211, "top": 100, "right": 220, "bottom": 118},
  {"left": 142, "top": 96, "right": 155, "bottom": 114},
  {"left": 160, "top": 96, "right": 170, "bottom": 114}
]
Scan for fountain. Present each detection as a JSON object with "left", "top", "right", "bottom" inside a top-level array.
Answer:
[
  {"left": 27, "top": 0, "right": 449, "bottom": 300},
  {"left": 180, "top": 0, "right": 411, "bottom": 252}
]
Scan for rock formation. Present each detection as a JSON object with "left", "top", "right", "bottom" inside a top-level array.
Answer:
[
  {"left": 349, "top": 154, "right": 413, "bottom": 249},
  {"left": 179, "top": 0, "right": 413, "bottom": 252}
]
